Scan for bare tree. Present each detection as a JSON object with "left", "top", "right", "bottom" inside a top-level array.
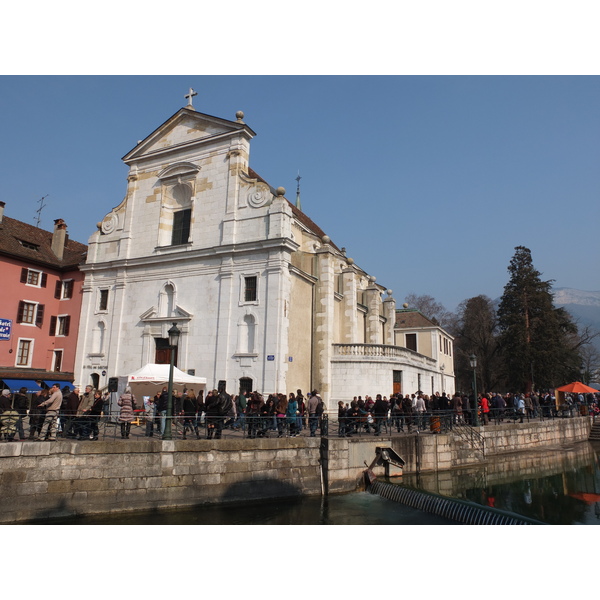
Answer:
[{"left": 404, "top": 293, "right": 452, "bottom": 329}]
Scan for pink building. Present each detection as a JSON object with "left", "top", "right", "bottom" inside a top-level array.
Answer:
[{"left": 0, "top": 202, "right": 87, "bottom": 392}]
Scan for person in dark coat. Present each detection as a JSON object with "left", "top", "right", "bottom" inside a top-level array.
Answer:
[
  {"left": 13, "top": 387, "right": 30, "bottom": 440},
  {"left": 63, "top": 387, "right": 81, "bottom": 438},
  {"left": 157, "top": 388, "right": 169, "bottom": 436},
  {"left": 181, "top": 390, "right": 198, "bottom": 439},
  {"left": 373, "top": 394, "right": 388, "bottom": 436},
  {"left": 28, "top": 389, "right": 48, "bottom": 439},
  {"left": 204, "top": 389, "right": 220, "bottom": 439}
]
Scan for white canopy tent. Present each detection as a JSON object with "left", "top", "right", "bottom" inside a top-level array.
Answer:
[{"left": 125, "top": 363, "right": 207, "bottom": 400}]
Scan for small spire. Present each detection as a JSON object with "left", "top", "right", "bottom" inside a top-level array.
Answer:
[
  {"left": 295, "top": 171, "right": 302, "bottom": 211},
  {"left": 185, "top": 87, "right": 198, "bottom": 109}
]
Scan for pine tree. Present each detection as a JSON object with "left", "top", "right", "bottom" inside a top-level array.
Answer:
[{"left": 497, "top": 246, "right": 580, "bottom": 392}]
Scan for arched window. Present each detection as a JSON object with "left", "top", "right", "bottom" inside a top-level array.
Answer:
[
  {"left": 159, "top": 284, "right": 175, "bottom": 317},
  {"left": 245, "top": 314, "right": 256, "bottom": 353},
  {"left": 237, "top": 313, "right": 256, "bottom": 354},
  {"left": 91, "top": 321, "right": 106, "bottom": 354},
  {"left": 239, "top": 377, "right": 253, "bottom": 395},
  {"left": 91, "top": 373, "right": 100, "bottom": 390}
]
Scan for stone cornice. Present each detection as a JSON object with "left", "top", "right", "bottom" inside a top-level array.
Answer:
[{"left": 79, "top": 237, "right": 299, "bottom": 273}]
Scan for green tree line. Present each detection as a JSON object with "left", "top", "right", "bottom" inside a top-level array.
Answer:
[{"left": 406, "top": 246, "right": 599, "bottom": 394}]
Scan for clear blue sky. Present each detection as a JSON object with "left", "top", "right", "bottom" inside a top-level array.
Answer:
[{"left": 1, "top": 75, "right": 599, "bottom": 311}]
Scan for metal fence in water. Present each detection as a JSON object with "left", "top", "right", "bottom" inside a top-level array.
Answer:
[{"left": 368, "top": 480, "right": 545, "bottom": 525}]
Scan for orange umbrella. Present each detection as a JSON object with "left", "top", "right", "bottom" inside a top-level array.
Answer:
[{"left": 556, "top": 382, "right": 598, "bottom": 394}]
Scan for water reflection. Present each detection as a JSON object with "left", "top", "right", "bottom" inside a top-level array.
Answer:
[
  {"left": 31, "top": 491, "right": 455, "bottom": 525},
  {"left": 398, "top": 441, "right": 600, "bottom": 525}
]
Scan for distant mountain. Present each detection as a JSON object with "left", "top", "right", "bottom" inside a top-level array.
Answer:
[
  {"left": 553, "top": 288, "right": 600, "bottom": 308},
  {"left": 553, "top": 288, "right": 600, "bottom": 352}
]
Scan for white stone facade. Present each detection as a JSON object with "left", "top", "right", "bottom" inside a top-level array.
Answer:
[{"left": 74, "top": 104, "right": 454, "bottom": 409}]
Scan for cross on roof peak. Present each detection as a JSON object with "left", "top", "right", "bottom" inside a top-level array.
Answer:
[{"left": 185, "top": 88, "right": 198, "bottom": 109}]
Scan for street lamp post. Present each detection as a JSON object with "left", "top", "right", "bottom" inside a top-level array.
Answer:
[
  {"left": 162, "top": 322, "right": 181, "bottom": 440},
  {"left": 469, "top": 354, "right": 479, "bottom": 427},
  {"left": 440, "top": 363, "right": 445, "bottom": 395}
]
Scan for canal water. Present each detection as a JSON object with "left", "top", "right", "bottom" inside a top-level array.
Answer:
[{"left": 398, "top": 440, "right": 600, "bottom": 525}]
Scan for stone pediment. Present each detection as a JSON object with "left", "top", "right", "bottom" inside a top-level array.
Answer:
[
  {"left": 140, "top": 305, "right": 193, "bottom": 322},
  {"left": 122, "top": 108, "right": 256, "bottom": 164}
]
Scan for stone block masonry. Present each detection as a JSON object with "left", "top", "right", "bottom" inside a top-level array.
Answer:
[
  {"left": 0, "top": 438, "right": 323, "bottom": 523},
  {"left": 0, "top": 417, "right": 592, "bottom": 523}
]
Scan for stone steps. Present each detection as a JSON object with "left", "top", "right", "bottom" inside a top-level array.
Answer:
[{"left": 589, "top": 421, "right": 600, "bottom": 441}]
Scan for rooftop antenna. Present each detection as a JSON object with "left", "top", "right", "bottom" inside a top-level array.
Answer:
[
  {"left": 295, "top": 171, "right": 302, "bottom": 211},
  {"left": 34, "top": 194, "right": 49, "bottom": 228}
]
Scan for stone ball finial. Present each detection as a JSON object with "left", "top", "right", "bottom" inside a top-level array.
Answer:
[
  {"left": 387, "top": 289, "right": 393, "bottom": 296},
  {"left": 236, "top": 110, "right": 245, "bottom": 122},
  {"left": 347, "top": 257, "right": 354, "bottom": 265},
  {"left": 276, "top": 187, "right": 286, "bottom": 196},
  {"left": 369, "top": 276, "right": 376, "bottom": 283},
  {"left": 322, "top": 235, "right": 331, "bottom": 244},
  {"left": 403, "top": 303, "right": 409, "bottom": 309},
  {"left": 96, "top": 222, "right": 102, "bottom": 230}
]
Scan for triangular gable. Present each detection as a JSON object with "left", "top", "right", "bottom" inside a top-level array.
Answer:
[
  {"left": 122, "top": 108, "right": 256, "bottom": 163},
  {"left": 139, "top": 305, "right": 193, "bottom": 321}
]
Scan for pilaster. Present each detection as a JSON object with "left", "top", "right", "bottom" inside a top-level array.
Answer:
[{"left": 312, "top": 236, "right": 335, "bottom": 406}]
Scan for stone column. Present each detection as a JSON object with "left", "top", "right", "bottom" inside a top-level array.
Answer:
[
  {"left": 364, "top": 277, "right": 382, "bottom": 345},
  {"left": 383, "top": 290, "right": 397, "bottom": 346}
]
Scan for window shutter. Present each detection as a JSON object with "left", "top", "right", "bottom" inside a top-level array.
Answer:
[
  {"left": 20, "top": 268, "right": 28, "bottom": 283},
  {"left": 41, "top": 273, "right": 47, "bottom": 288},
  {"left": 17, "top": 301, "right": 25, "bottom": 323},
  {"left": 65, "top": 280, "right": 73, "bottom": 299},
  {"left": 49, "top": 315, "right": 57, "bottom": 336},
  {"left": 55, "top": 280, "right": 62, "bottom": 299},
  {"left": 36, "top": 304, "right": 45, "bottom": 328},
  {"left": 64, "top": 315, "right": 71, "bottom": 336}
]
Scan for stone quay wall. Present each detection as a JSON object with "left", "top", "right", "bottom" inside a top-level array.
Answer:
[{"left": 0, "top": 417, "right": 592, "bottom": 523}]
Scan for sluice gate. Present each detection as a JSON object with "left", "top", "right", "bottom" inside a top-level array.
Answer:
[{"left": 368, "top": 480, "right": 545, "bottom": 525}]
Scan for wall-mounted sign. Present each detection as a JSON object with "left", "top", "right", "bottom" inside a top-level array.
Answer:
[
  {"left": 267, "top": 355, "right": 275, "bottom": 361},
  {"left": 0, "top": 319, "right": 12, "bottom": 341},
  {"left": 288, "top": 356, "right": 293, "bottom": 362}
]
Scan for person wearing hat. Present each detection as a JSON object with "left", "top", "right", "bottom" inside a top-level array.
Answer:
[{"left": 37, "top": 383, "right": 63, "bottom": 441}]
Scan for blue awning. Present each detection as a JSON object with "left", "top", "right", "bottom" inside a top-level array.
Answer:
[
  {"left": 43, "top": 380, "right": 74, "bottom": 392},
  {"left": 0, "top": 378, "right": 43, "bottom": 393}
]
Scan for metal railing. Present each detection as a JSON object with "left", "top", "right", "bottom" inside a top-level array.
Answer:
[{"left": 2, "top": 405, "right": 593, "bottom": 442}]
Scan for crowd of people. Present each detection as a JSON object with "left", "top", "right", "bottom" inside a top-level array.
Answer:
[
  {"left": 141, "top": 387, "right": 327, "bottom": 440},
  {"left": 0, "top": 384, "right": 107, "bottom": 442},
  {"left": 1, "top": 383, "right": 599, "bottom": 442}
]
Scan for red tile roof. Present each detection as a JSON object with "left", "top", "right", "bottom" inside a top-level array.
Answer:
[
  {"left": 0, "top": 215, "right": 87, "bottom": 271},
  {"left": 395, "top": 309, "right": 438, "bottom": 329},
  {"left": 247, "top": 167, "right": 337, "bottom": 249}
]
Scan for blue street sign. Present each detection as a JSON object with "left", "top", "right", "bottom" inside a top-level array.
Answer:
[
  {"left": 267, "top": 355, "right": 275, "bottom": 361},
  {"left": 0, "top": 319, "right": 12, "bottom": 341}
]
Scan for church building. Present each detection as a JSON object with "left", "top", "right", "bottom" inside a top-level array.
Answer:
[{"left": 74, "top": 93, "right": 454, "bottom": 409}]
